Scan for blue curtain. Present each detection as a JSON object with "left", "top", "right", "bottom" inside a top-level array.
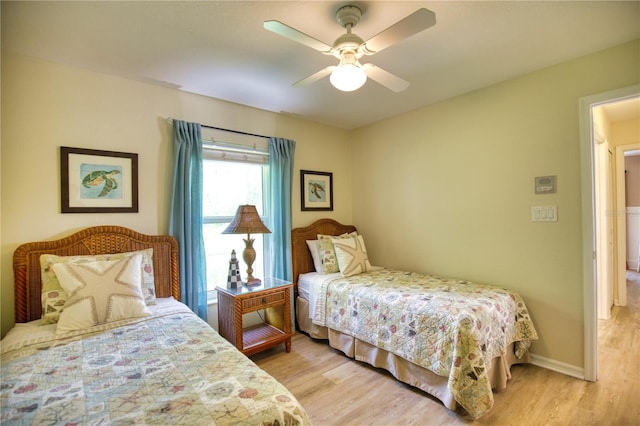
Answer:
[
  {"left": 169, "top": 120, "right": 207, "bottom": 320},
  {"left": 265, "top": 137, "right": 296, "bottom": 281}
]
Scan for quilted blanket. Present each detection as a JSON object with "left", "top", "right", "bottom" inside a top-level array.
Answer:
[
  {"left": 1, "top": 299, "right": 310, "bottom": 425},
  {"left": 313, "top": 268, "right": 538, "bottom": 419}
]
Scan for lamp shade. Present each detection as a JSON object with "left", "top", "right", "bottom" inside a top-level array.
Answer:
[
  {"left": 222, "top": 205, "right": 270, "bottom": 286},
  {"left": 222, "top": 205, "right": 271, "bottom": 235}
]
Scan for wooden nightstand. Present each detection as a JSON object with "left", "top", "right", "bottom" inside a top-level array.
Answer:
[{"left": 216, "top": 277, "right": 293, "bottom": 356}]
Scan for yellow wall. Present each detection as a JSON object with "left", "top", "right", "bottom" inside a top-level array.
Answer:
[
  {"left": 0, "top": 51, "right": 352, "bottom": 337},
  {"left": 627, "top": 156, "right": 640, "bottom": 207},
  {"left": 612, "top": 118, "right": 640, "bottom": 148},
  {"left": 350, "top": 40, "right": 639, "bottom": 367}
]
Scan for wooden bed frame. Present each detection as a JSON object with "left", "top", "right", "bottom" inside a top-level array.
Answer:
[
  {"left": 291, "top": 218, "right": 356, "bottom": 288},
  {"left": 13, "top": 225, "right": 180, "bottom": 323}
]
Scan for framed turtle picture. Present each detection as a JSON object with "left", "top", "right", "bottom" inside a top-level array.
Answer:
[
  {"left": 60, "top": 146, "right": 138, "bottom": 213},
  {"left": 300, "top": 170, "right": 333, "bottom": 211}
]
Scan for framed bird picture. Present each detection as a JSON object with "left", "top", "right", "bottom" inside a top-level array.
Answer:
[
  {"left": 300, "top": 170, "right": 333, "bottom": 211},
  {"left": 60, "top": 146, "right": 138, "bottom": 213}
]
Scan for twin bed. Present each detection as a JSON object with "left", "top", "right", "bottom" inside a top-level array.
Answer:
[
  {"left": 291, "top": 219, "right": 538, "bottom": 419},
  {"left": 2, "top": 226, "right": 310, "bottom": 425}
]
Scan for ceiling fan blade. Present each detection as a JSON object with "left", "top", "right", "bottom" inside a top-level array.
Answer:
[
  {"left": 363, "top": 8, "right": 436, "bottom": 54},
  {"left": 293, "top": 66, "right": 336, "bottom": 87},
  {"left": 363, "top": 64, "right": 409, "bottom": 92},
  {"left": 264, "top": 20, "right": 333, "bottom": 53}
]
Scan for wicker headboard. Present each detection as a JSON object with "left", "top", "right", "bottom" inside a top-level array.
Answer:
[
  {"left": 291, "top": 218, "right": 357, "bottom": 287},
  {"left": 13, "top": 225, "right": 180, "bottom": 323}
]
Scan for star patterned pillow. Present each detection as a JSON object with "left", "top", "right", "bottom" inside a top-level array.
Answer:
[
  {"left": 53, "top": 254, "right": 151, "bottom": 334},
  {"left": 317, "top": 232, "right": 357, "bottom": 274},
  {"left": 40, "top": 248, "right": 156, "bottom": 325},
  {"left": 331, "top": 234, "right": 372, "bottom": 277}
]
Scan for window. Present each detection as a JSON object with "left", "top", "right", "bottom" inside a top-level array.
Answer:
[{"left": 202, "top": 144, "right": 268, "bottom": 301}]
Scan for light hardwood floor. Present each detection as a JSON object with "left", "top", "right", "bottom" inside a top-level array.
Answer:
[{"left": 251, "top": 272, "right": 640, "bottom": 425}]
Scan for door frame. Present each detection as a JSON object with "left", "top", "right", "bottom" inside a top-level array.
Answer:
[{"left": 579, "top": 84, "right": 640, "bottom": 381}]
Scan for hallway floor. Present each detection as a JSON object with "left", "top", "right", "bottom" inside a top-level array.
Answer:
[{"left": 594, "top": 269, "right": 640, "bottom": 424}]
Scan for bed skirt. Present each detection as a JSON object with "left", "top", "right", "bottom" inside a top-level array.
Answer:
[{"left": 296, "top": 296, "right": 530, "bottom": 411}]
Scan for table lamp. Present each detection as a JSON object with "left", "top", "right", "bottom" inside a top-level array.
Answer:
[{"left": 222, "top": 205, "right": 271, "bottom": 285}]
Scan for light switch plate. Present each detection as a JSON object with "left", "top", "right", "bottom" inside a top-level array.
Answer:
[{"left": 531, "top": 205, "right": 558, "bottom": 222}]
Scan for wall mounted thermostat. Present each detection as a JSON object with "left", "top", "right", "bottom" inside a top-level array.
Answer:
[{"left": 535, "top": 175, "right": 556, "bottom": 194}]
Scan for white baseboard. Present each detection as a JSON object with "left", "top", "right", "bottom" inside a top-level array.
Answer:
[
  {"left": 627, "top": 260, "right": 639, "bottom": 271},
  {"left": 530, "top": 353, "right": 585, "bottom": 380}
]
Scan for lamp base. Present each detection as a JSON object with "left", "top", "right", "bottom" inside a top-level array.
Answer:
[{"left": 244, "top": 278, "right": 262, "bottom": 287}]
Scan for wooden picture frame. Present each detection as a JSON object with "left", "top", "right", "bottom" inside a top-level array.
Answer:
[
  {"left": 300, "top": 170, "right": 333, "bottom": 211},
  {"left": 60, "top": 146, "right": 139, "bottom": 213}
]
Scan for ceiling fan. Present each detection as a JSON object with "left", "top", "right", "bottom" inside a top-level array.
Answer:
[{"left": 263, "top": 5, "right": 436, "bottom": 92}]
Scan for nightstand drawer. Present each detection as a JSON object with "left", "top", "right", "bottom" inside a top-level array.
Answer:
[{"left": 242, "top": 290, "right": 285, "bottom": 310}]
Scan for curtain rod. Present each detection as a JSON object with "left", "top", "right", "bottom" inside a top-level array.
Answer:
[{"left": 167, "top": 118, "right": 271, "bottom": 140}]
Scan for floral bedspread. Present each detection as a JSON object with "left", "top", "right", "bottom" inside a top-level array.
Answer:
[
  {"left": 313, "top": 269, "right": 538, "bottom": 418},
  {"left": 1, "top": 301, "right": 310, "bottom": 425}
]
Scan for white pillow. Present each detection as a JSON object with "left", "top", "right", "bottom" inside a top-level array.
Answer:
[
  {"left": 306, "top": 240, "right": 323, "bottom": 272},
  {"left": 53, "top": 254, "right": 151, "bottom": 334},
  {"left": 332, "top": 234, "right": 372, "bottom": 277}
]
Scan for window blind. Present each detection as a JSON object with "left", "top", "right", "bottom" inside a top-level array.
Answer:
[{"left": 201, "top": 129, "right": 269, "bottom": 165}]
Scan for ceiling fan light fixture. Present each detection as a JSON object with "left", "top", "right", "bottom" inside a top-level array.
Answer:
[
  {"left": 330, "top": 51, "right": 367, "bottom": 92},
  {"left": 330, "top": 63, "right": 367, "bottom": 91}
]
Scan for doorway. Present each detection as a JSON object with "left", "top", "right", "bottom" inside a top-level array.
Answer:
[
  {"left": 579, "top": 85, "right": 640, "bottom": 381},
  {"left": 614, "top": 144, "right": 640, "bottom": 305}
]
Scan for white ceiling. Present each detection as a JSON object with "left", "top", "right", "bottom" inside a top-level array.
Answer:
[{"left": 2, "top": 1, "right": 639, "bottom": 130}]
